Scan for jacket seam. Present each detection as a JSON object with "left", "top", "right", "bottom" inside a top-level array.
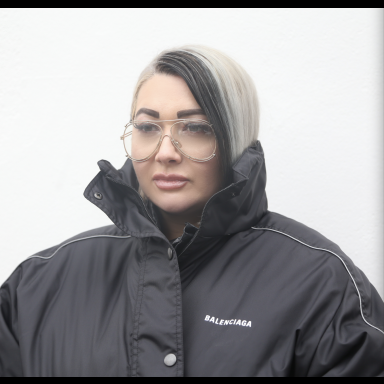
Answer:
[
  {"left": 131, "top": 238, "right": 148, "bottom": 377},
  {"left": 0, "top": 236, "right": 124, "bottom": 289},
  {"left": 251, "top": 227, "right": 384, "bottom": 336},
  {"left": 24, "top": 235, "right": 132, "bottom": 262},
  {"left": 173, "top": 257, "right": 179, "bottom": 377},
  {"left": 172, "top": 253, "right": 182, "bottom": 376}
]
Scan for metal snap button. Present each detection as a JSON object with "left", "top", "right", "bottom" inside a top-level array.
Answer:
[
  {"left": 164, "top": 353, "right": 177, "bottom": 367},
  {"left": 94, "top": 192, "right": 103, "bottom": 200},
  {"left": 168, "top": 248, "right": 173, "bottom": 260}
]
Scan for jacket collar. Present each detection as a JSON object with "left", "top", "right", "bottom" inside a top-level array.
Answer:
[{"left": 84, "top": 141, "right": 268, "bottom": 243}]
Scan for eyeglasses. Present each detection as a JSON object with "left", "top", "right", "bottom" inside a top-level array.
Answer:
[{"left": 121, "top": 119, "right": 217, "bottom": 162}]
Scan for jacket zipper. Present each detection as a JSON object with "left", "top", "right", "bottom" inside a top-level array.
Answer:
[{"left": 178, "top": 183, "right": 237, "bottom": 258}]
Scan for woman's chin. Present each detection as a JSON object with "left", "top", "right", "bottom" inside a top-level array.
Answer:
[
  {"left": 151, "top": 196, "right": 201, "bottom": 216},
  {"left": 157, "top": 203, "right": 195, "bottom": 215}
]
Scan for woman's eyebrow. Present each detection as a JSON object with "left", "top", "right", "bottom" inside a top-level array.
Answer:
[
  {"left": 136, "top": 108, "right": 160, "bottom": 119},
  {"left": 177, "top": 109, "right": 205, "bottom": 118}
]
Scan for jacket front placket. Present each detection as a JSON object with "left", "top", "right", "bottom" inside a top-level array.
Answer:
[{"left": 85, "top": 161, "right": 184, "bottom": 377}]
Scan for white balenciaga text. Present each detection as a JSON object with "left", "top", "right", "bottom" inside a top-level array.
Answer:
[{"left": 205, "top": 315, "right": 252, "bottom": 328}]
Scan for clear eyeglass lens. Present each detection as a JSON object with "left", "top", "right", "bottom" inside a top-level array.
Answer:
[
  {"left": 172, "top": 121, "right": 215, "bottom": 160},
  {"left": 122, "top": 120, "right": 215, "bottom": 161},
  {"left": 123, "top": 121, "right": 162, "bottom": 160}
]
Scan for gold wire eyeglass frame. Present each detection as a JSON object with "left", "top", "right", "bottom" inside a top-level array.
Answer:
[{"left": 120, "top": 119, "right": 217, "bottom": 163}]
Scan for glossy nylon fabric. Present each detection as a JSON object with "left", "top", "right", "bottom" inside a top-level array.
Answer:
[{"left": 0, "top": 142, "right": 383, "bottom": 377}]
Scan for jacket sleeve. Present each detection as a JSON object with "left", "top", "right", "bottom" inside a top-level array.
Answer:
[
  {"left": 305, "top": 265, "right": 384, "bottom": 377},
  {"left": 0, "top": 267, "right": 23, "bottom": 377}
]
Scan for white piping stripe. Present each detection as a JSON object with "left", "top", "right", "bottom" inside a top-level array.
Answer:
[
  {"left": 251, "top": 227, "right": 384, "bottom": 336},
  {"left": 27, "top": 235, "right": 131, "bottom": 261}
]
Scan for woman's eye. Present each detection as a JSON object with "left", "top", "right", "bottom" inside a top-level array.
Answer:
[
  {"left": 185, "top": 124, "right": 209, "bottom": 133},
  {"left": 136, "top": 123, "right": 159, "bottom": 132}
]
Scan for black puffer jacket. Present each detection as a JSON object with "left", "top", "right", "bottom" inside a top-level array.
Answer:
[{"left": 1, "top": 142, "right": 383, "bottom": 377}]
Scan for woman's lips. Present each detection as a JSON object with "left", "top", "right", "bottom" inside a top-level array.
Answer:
[{"left": 153, "top": 174, "right": 189, "bottom": 190}]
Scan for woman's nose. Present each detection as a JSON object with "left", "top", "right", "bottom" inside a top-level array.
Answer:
[{"left": 154, "top": 134, "right": 182, "bottom": 164}]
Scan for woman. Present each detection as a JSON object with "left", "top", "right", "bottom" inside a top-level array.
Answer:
[{"left": 0, "top": 45, "right": 383, "bottom": 377}]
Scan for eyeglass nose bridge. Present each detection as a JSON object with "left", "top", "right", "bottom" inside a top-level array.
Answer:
[
  {"left": 160, "top": 131, "right": 179, "bottom": 145},
  {"left": 156, "top": 133, "right": 182, "bottom": 154}
]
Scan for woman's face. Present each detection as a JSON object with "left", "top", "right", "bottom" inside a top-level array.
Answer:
[{"left": 133, "top": 74, "right": 223, "bottom": 220}]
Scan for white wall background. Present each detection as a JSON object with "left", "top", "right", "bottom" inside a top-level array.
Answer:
[{"left": 0, "top": 9, "right": 382, "bottom": 298}]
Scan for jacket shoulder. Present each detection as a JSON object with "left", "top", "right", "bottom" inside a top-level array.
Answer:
[
  {"left": 1, "top": 225, "right": 131, "bottom": 289},
  {"left": 254, "top": 211, "right": 342, "bottom": 253},
  {"left": 252, "top": 211, "right": 384, "bottom": 335},
  {"left": 27, "top": 224, "right": 130, "bottom": 259}
]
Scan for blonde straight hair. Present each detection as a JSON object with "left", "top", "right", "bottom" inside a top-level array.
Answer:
[{"left": 130, "top": 45, "right": 260, "bottom": 180}]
